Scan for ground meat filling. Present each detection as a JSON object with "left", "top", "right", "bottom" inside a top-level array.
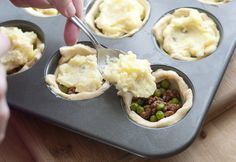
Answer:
[{"left": 130, "top": 79, "right": 182, "bottom": 122}]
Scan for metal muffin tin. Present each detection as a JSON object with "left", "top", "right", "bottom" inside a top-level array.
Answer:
[{"left": 1, "top": 0, "right": 236, "bottom": 158}]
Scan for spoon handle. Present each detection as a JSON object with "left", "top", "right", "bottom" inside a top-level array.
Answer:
[{"left": 70, "top": 16, "right": 101, "bottom": 48}]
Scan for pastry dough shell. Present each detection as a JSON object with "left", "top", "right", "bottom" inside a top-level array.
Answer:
[
  {"left": 45, "top": 44, "right": 110, "bottom": 100},
  {"left": 153, "top": 8, "right": 220, "bottom": 61},
  {"left": 120, "top": 69, "right": 193, "bottom": 128},
  {"left": 85, "top": 0, "right": 150, "bottom": 38}
]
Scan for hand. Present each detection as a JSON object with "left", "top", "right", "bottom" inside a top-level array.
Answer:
[
  {"left": 0, "top": 64, "right": 9, "bottom": 142},
  {"left": 0, "top": 33, "right": 10, "bottom": 142},
  {"left": 10, "top": 0, "right": 82, "bottom": 45}
]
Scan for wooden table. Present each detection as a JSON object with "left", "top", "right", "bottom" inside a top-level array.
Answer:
[{"left": 1, "top": 50, "right": 236, "bottom": 162}]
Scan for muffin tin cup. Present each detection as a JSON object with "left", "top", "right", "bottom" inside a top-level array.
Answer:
[
  {"left": 2, "top": 0, "right": 236, "bottom": 158},
  {"left": 0, "top": 20, "right": 46, "bottom": 75},
  {"left": 152, "top": 7, "right": 223, "bottom": 61},
  {"left": 45, "top": 41, "right": 111, "bottom": 100},
  {"left": 84, "top": 0, "right": 151, "bottom": 39}
]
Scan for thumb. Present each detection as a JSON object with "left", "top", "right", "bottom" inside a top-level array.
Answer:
[
  {"left": 0, "top": 32, "right": 11, "bottom": 56},
  {"left": 48, "top": 0, "right": 76, "bottom": 17}
]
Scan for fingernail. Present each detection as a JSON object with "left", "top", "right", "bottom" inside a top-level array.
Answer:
[{"left": 64, "top": 2, "right": 76, "bottom": 17}]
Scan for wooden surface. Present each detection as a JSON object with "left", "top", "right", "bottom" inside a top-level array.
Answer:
[{"left": 1, "top": 50, "right": 236, "bottom": 161}]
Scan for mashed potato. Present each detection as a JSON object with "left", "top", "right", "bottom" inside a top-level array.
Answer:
[
  {"left": 57, "top": 55, "right": 103, "bottom": 93},
  {"left": 153, "top": 8, "right": 220, "bottom": 61},
  {"left": 25, "top": 8, "right": 59, "bottom": 17},
  {"left": 198, "top": 0, "right": 231, "bottom": 5},
  {"left": 85, "top": 0, "right": 150, "bottom": 38},
  {"left": 0, "top": 26, "right": 44, "bottom": 74},
  {"left": 45, "top": 44, "right": 110, "bottom": 100},
  {"left": 103, "top": 52, "right": 156, "bottom": 98}
]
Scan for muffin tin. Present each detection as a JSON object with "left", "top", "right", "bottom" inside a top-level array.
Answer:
[{"left": 1, "top": 0, "right": 236, "bottom": 158}]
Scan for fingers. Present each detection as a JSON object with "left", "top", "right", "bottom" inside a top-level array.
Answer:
[
  {"left": 0, "top": 98, "right": 10, "bottom": 142},
  {"left": 64, "top": 0, "right": 82, "bottom": 45},
  {"left": 72, "top": 0, "right": 82, "bottom": 18},
  {"left": 64, "top": 19, "right": 80, "bottom": 45},
  {"left": 0, "top": 65, "right": 7, "bottom": 98},
  {"left": 0, "top": 65, "right": 9, "bottom": 142},
  {"left": 11, "top": 0, "right": 82, "bottom": 45},
  {"left": 0, "top": 32, "right": 11, "bottom": 56},
  {"left": 10, "top": 0, "right": 51, "bottom": 8}
]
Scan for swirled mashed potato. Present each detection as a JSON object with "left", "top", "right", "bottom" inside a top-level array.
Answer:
[
  {"left": 198, "top": 0, "right": 231, "bottom": 5},
  {"left": 86, "top": 0, "right": 150, "bottom": 38},
  {"left": 153, "top": 8, "right": 220, "bottom": 61},
  {"left": 45, "top": 44, "right": 110, "bottom": 100},
  {"left": 103, "top": 52, "right": 156, "bottom": 98},
  {"left": 0, "top": 26, "right": 44, "bottom": 74},
  {"left": 25, "top": 8, "right": 59, "bottom": 17}
]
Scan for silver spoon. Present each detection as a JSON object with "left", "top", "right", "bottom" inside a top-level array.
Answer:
[{"left": 70, "top": 16, "right": 125, "bottom": 71}]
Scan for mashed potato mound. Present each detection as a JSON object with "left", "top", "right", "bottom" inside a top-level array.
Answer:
[
  {"left": 86, "top": 0, "right": 150, "bottom": 38},
  {"left": 57, "top": 55, "right": 103, "bottom": 93},
  {"left": 0, "top": 26, "right": 44, "bottom": 74},
  {"left": 153, "top": 8, "right": 220, "bottom": 61},
  {"left": 103, "top": 52, "right": 156, "bottom": 98}
]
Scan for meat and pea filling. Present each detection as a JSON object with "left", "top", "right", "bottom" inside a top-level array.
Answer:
[
  {"left": 130, "top": 79, "right": 182, "bottom": 122},
  {"left": 57, "top": 84, "right": 77, "bottom": 95}
]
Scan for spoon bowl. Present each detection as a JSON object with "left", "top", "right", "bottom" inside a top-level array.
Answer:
[{"left": 70, "top": 16, "right": 125, "bottom": 71}]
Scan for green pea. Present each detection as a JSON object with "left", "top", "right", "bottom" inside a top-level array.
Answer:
[
  {"left": 59, "top": 84, "right": 68, "bottom": 93},
  {"left": 94, "top": 11, "right": 101, "bottom": 19},
  {"left": 160, "top": 88, "right": 166, "bottom": 95},
  {"left": 137, "top": 106, "right": 144, "bottom": 114},
  {"left": 170, "top": 98, "right": 180, "bottom": 104},
  {"left": 137, "top": 99, "right": 145, "bottom": 106},
  {"left": 130, "top": 103, "right": 139, "bottom": 112},
  {"left": 156, "top": 111, "right": 165, "bottom": 120},
  {"left": 161, "top": 80, "right": 170, "bottom": 89},
  {"left": 150, "top": 115, "right": 158, "bottom": 122},
  {"left": 154, "top": 89, "right": 162, "bottom": 97},
  {"left": 157, "top": 103, "right": 165, "bottom": 111}
]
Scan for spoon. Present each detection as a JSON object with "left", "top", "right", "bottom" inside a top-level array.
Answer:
[
  {"left": 70, "top": 16, "right": 125, "bottom": 71},
  {"left": 0, "top": 32, "right": 11, "bottom": 56}
]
